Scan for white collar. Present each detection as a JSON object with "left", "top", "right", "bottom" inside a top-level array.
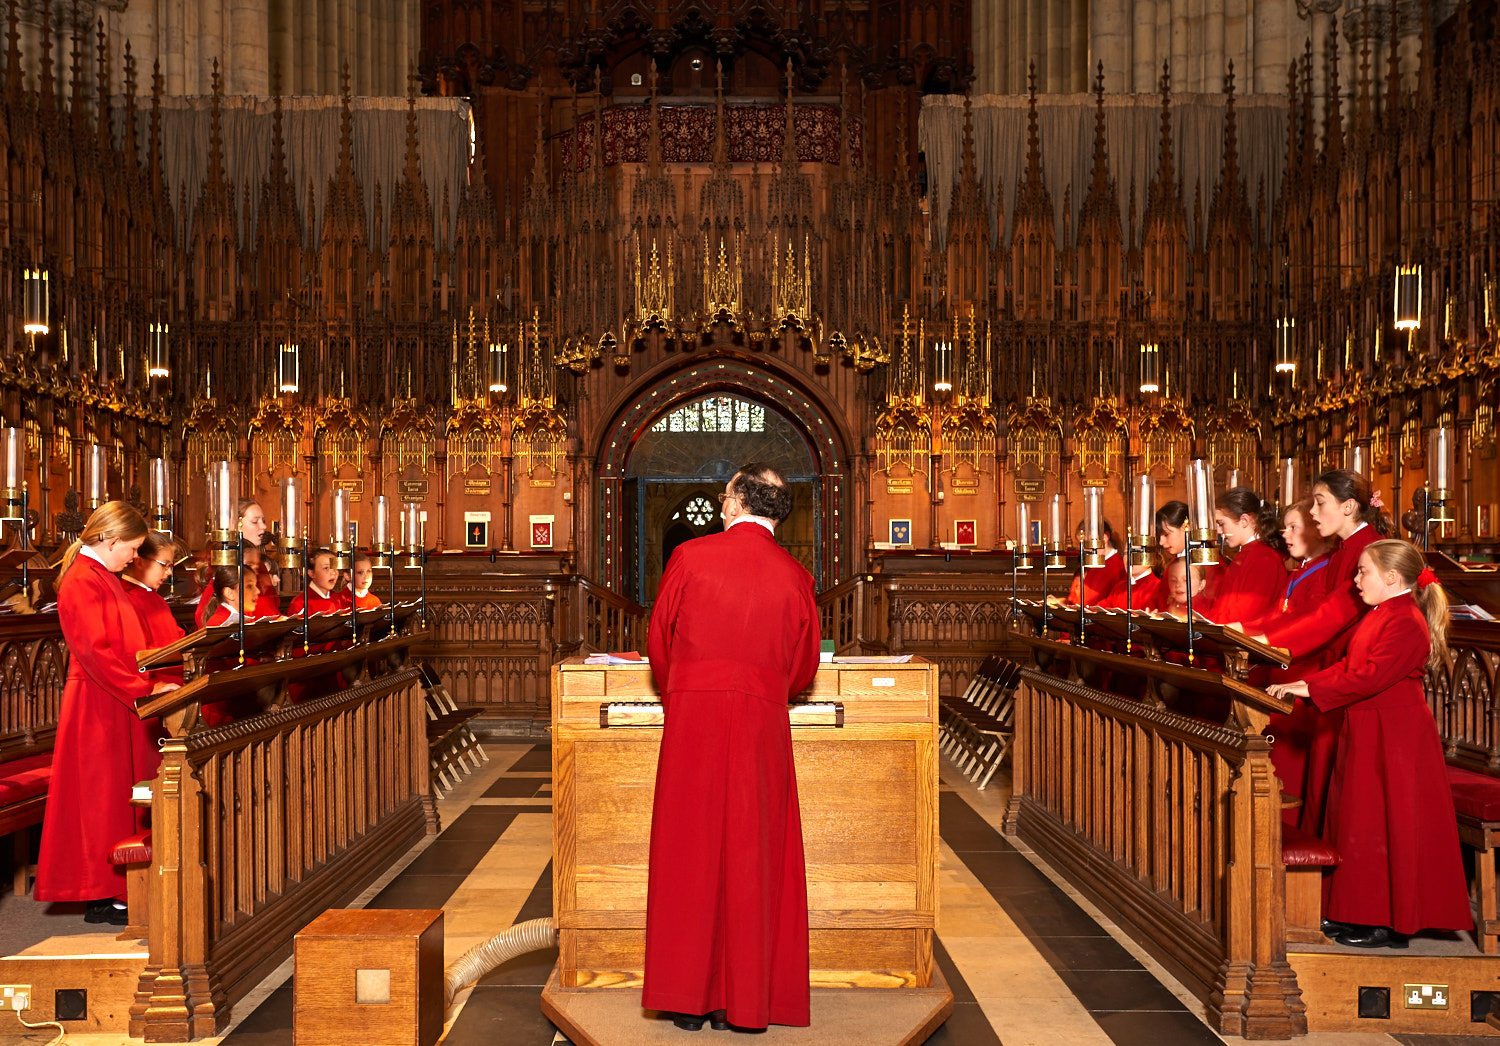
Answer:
[
  {"left": 122, "top": 574, "right": 152, "bottom": 590},
  {"left": 355, "top": 585, "right": 371, "bottom": 597},
  {"left": 1240, "top": 534, "right": 1259, "bottom": 545},
  {"left": 727, "top": 515, "right": 777, "bottom": 535},
  {"left": 1380, "top": 587, "right": 1412, "bottom": 603},
  {"left": 216, "top": 606, "right": 242, "bottom": 625},
  {"left": 1103, "top": 548, "right": 1118, "bottom": 561},
  {"left": 1348, "top": 522, "right": 1368, "bottom": 538},
  {"left": 79, "top": 543, "right": 110, "bottom": 569},
  {"left": 309, "top": 582, "right": 332, "bottom": 599}
]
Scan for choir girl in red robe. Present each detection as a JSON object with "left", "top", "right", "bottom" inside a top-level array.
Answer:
[
  {"left": 349, "top": 550, "right": 383, "bottom": 610},
  {"left": 1066, "top": 521, "right": 1125, "bottom": 605},
  {"left": 1161, "top": 557, "right": 1207, "bottom": 619},
  {"left": 1269, "top": 540, "right": 1470, "bottom": 948},
  {"left": 287, "top": 549, "right": 351, "bottom": 616},
  {"left": 1248, "top": 500, "right": 1334, "bottom": 826},
  {"left": 121, "top": 531, "right": 187, "bottom": 685},
  {"left": 1238, "top": 470, "right": 1387, "bottom": 833},
  {"left": 34, "top": 503, "right": 179, "bottom": 924},
  {"left": 194, "top": 498, "right": 276, "bottom": 626},
  {"left": 1115, "top": 500, "right": 1187, "bottom": 611},
  {"left": 1208, "top": 487, "right": 1289, "bottom": 624}
]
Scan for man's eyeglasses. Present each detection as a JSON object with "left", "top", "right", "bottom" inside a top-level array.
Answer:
[{"left": 716, "top": 491, "right": 740, "bottom": 505}]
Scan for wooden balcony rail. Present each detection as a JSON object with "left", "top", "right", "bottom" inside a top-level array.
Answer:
[
  {"left": 1004, "top": 631, "right": 1305, "bottom": 1039},
  {"left": 131, "top": 664, "right": 435, "bottom": 1041},
  {"left": 0, "top": 612, "right": 67, "bottom": 758},
  {"left": 1429, "top": 620, "right": 1500, "bottom": 774}
]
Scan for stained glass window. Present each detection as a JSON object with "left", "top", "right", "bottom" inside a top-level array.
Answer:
[
  {"left": 651, "top": 396, "right": 765, "bottom": 434},
  {"left": 684, "top": 496, "right": 714, "bottom": 526}
]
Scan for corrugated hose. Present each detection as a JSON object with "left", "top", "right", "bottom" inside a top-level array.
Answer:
[{"left": 443, "top": 917, "right": 557, "bottom": 1013}]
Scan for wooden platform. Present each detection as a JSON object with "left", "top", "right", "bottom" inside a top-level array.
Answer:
[
  {"left": 1290, "top": 946, "right": 1500, "bottom": 1035},
  {"left": 540, "top": 962, "right": 954, "bottom": 1046},
  {"left": 0, "top": 932, "right": 146, "bottom": 1035}
]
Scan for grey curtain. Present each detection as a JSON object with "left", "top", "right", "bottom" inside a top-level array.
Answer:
[
  {"left": 113, "top": 95, "right": 473, "bottom": 250},
  {"left": 919, "top": 91, "right": 1288, "bottom": 251}
]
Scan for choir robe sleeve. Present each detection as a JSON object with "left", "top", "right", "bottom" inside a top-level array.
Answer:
[
  {"left": 1302, "top": 606, "right": 1429, "bottom": 713},
  {"left": 787, "top": 578, "right": 820, "bottom": 699},
  {"left": 647, "top": 549, "right": 687, "bottom": 695},
  {"left": 59, "top": 564, "right": 154, "bottom": 709}
]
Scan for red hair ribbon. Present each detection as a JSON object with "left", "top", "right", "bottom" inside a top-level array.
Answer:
[
  {"left": 1369, "top": 489, "right": 1384, "bottom": 509},
  {"left": 1417, "top": 567, "right": 1439, "bottom": 590}
]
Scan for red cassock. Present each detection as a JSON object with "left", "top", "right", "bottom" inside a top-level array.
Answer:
[
  {"left": 1066, "top": 551, "right": 1125, "bottom": 606},
  {"left": 1255, "top": 553, "right": 1334, "bottom": 827},
  {"left": 1207, "top": 539, "right": 1288, "bottom": 626},
  {"left": 351, "top": 589, "right": 382, "bottom": 611},
  {"left": 1261, "top": 525, "right": 1378, "bottom": 834},
  {"left": 286, "top": 586, "right": 350, "bottom": 617},
  {"left": 35, "top": 555, "right": 161, "bottom": 902},
  {"left": 644, "top": 522, "right": 820, "bottom": 1029},
  {"left": 123, "top": 579, "right": 187, "bottom": 687},
  {"left": 1303, "top": 592, "right": 1471, "bottom": 934},
  {"left": 1101, "top": 567, "right": 1162, "bottom": 610},
  {"left": 195, "top": 571, "right": 280, "bottom": 628}
]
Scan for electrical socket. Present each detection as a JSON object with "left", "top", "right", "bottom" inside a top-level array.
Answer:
[
  {"left": 1404, "top": 983, "right": 1450, "bottom": 1009},
  {"left": 1, "top": 985, "right": 32, "bottom": 1011}
]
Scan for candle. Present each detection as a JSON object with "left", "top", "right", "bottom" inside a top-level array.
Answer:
[
  {"left": 1187, "top": 459, "right": 1214, "bottom": 530},
  {"left": 1134, "top": 474, "right": 1153, "bottom": 541},
  {"left": 331, "top": 487, "right": 349, "bottom": 545},
  {"left": 2, "top": 427, "right": 21, "bottom": 492},
  {"left": 1431, "top": 427, "right": 1451, "bottom": 492},
  {"left": 1016, "top": 502, "right": 1031, "bottom": 550},
  {"left": 403, "top": 502, "right": 421, "bottom": 549},
  {"left": 1280, "top": 457, "right": 1298, "bottom": 507},
  {"left": 214, "top": 460, "right": 234, "bottom": 530},
  {"left": 372, "top": 495, "right": 390, "bottom": 547},
  {"left": 1226, "top": 468, "right": 1242, "bottom": 491},
  {"left": 1345, "top": 444, "right": 1367, "bottom": 476},
  {"left": 89, "top": 445, "right": 107, "bottom": 503},
  {"left": 281, "top": 475, "right": 301, "bottom": 539},
  {"left": 148, "top": 459, "right": 169, "bottom": 517},
  {"left": 1084, "top": 487, "right": 1101, "bottom": 546},
  {"left": 1048, "top": 494, "right": 1063, "bottom": 549}
]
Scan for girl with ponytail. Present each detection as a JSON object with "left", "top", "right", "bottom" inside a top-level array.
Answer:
[
  {"left": 1208, "top": 487, "right": 1290, "bottom": 623},
  {"left": 35, "top": 502, "right": 178, "bottom": 925},
  {"left": 1268, "top": 540, "right": 1468, "bottom": 948}
]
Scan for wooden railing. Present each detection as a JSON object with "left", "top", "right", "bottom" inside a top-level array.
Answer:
[
  {"left": 131, "top": 666, "right": 434, "bottom": 1040},
  {"left": 1428, "top": 619, "right": 1500, "bottom": 774},
  {"left": 391, "top": 563, "right": 646, "bottom": 721},
  {"left": 1005, "top": 633, "right": 1304, "bottom": 1039},
  {"left": 0, "top": 612, "right": 68, "bottom": 759},
  {"left": 815, "top": 574, "right": 883, "bottom": 654}
]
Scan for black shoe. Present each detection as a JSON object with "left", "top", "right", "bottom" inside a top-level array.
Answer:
[
  {"left": 1335, "top": 925, "right": 1408, "bottom": 949},
  {"left": 84, "top": 899, "right": 128, "bottom": 926},
  {"left": 708, "top": 1010, "right": 729, "bottom": 1031},
  {"left": 1321, "top": 918, "right": 1357, "bottom": 938},
  {"left": 670, "top": 1012, "right": 707, "bottom": 1031}
]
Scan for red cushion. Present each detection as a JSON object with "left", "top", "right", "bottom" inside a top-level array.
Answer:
[
  {"left": 1282, "top": 823, "right": 1340, "bottom": 866},
  {"left": 109, "top": 831, "right": 152, "bottom": 865},
  {"left": 0, "top": 752, "right": 53, "bottom": 806},
  {"left": 1446, "top": 766, "right": 1500, "bottom": 822}
]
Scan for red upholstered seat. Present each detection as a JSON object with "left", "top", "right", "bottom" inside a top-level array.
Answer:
[
  {"left": 1282, "top": 822, "right": 1340, "bottom": 867},
  {"left": 108, "top": 831, "right": 152, "bottom": 866},
  {"left": 1447, "top": 766, "right": 1500, "bottom": 822},
  {"left": 0, "top": 752, "right": 53, "bottom": 806}
]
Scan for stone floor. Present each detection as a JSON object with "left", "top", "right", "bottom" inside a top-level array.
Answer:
[{"left": 1, "top": 742, "right": 1492, "bottom": 1045}]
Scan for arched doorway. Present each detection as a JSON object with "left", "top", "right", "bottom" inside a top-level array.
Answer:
[
  {"left": 625, "top": 395, "right": 817, "bottom": 602},
  {"left": 595, "top": 356, "right": 850, "bottom": 604}
]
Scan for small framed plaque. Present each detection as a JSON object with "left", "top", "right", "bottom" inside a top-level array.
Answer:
[
  {"left": 530, "top": 515, "right": 555, "bottom": 549},
  {"left": 888, "top": 519, "right": 912, "bottom": 546},
  {"left": 954, "top": 520, "right": 977, "bottom": 547}
]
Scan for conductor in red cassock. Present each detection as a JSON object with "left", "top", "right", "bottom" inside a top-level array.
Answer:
[{"left": 643, "top": 462, "right": 820, "bottom": 1033}]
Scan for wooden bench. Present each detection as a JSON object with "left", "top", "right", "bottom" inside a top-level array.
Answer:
[
  {"left": 419, "top": 663, "right": 487, "bottom": 797},
  {"left": 0, "top": 611, "right": 68, "bottom": 895},
  {"left": 938, "top": 655, "right": 1019, "bottom": 790},
  {"left": 1446, "top": 765, "right": 1500, "bottom": 954},
  {"left": 1282, "top": 823, "right": 1340, "bottom": 945}
]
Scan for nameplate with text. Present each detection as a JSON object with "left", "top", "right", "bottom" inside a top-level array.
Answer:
[
  {"left": 398, "top": 479, "right": 429, "bottom": 501},
  {"left": 464, "top": 479, "right": 492, "bottom": 497},
  {"left": 886, "top": 479, "right": 914, "bottom": 495},
  {"left": 335, "top": 478, "right": 364, "bottom": 502},
  {"left": 530, "top": 478, "right": 556, "bottom": 487}
]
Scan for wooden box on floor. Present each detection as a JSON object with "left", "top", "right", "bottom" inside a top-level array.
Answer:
[
  {"left": 545, "top": 656, "right": 951, "bottom": 1045},
  {"left": 293, "top": 909, "right": 444, "bottom": 1046}
]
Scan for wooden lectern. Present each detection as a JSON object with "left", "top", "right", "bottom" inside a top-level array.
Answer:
[{"left": 542, "top": 656, "right": 953, "bottom": 1045}]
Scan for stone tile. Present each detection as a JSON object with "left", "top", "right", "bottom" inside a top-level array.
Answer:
[
  {"left": 506, "top": 746, "right": 553, "bottom": 774},
  {"left": 367, "top": 873, "right": 469, "bottom": 910},
  {"left": 1030, "top": 934, "right": 1144, "bottom": 972},
  {"left": 442, "top": 983, "right": 562, "bottom": 1046},
  {"left": 483, "top": 775, "right": 550, "bottom": 798},
  {"left": 1092, "top": 1008, "right": 1228, "bottom": 1046},
  {"left": 1055, "top": 968, "right": 1190, "bottom": 1013},
  {"left": 219, "top": 981, "right": 293, "bottom": 1044}
]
